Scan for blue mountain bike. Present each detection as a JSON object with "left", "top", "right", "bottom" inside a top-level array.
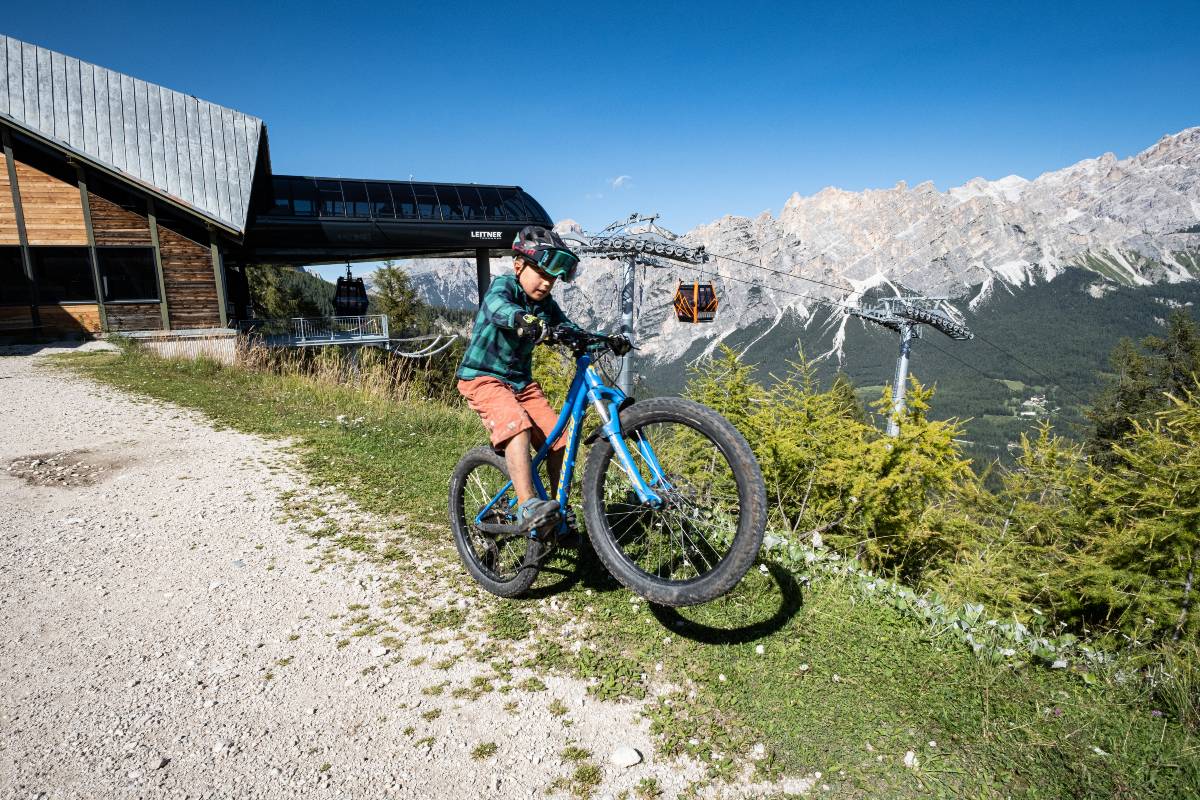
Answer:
[{"left": 449, "top": 326, "right": 767, "bottom": 607}]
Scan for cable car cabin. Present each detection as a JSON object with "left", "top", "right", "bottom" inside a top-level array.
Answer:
[
  {"left": 673, "top": 281, "right": 719, "bottom": 323},
  {"left": 334, "top": 267, "right": 370, "bottom": 316}
]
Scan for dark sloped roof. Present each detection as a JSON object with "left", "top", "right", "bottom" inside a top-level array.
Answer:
[{"left": 0, "top": 34, "right": 263, "bottom": 234}]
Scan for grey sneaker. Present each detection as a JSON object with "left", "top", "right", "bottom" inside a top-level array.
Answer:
[{"left": 517, "top": 498, "right": 560, "bottom": 535}]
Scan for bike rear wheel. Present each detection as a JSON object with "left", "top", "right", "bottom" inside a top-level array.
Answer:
[
  {"left": 581, "top": 397, "right": 766, "bottom": 606},
  {"left": 449, "top": 447, "right": 543, "bottom": 598}
]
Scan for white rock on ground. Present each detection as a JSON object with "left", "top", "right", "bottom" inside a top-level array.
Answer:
[
  {"left": 0, "top": 344, "right": 735, "bottom": 799},
  {"left": 609, "top": 745, "right": 643, "bottom": 768}
]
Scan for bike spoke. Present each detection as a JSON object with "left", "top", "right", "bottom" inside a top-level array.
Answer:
[
  {"left": 457, "top": 459, "right": 533, "bottom": 584},
  {"left": 600, "top": 417, "right": 744, "bottom": 585}
]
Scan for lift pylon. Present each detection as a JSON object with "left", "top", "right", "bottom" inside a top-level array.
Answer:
[
  {"left": 850, "top": 296, "right": 973, "bottom": 436},
  {"left": 562, "top": 213, "right": 710, "bottom": 394}
]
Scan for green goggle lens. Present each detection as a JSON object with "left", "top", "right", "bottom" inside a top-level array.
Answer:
[{"left": 536, "top": 249, "right": 579, "bottom": 280}]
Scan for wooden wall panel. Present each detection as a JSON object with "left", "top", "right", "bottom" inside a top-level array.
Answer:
[
  {"left": 15, "top": 160, "right": 87, "bottom": 245},
  {"left": 89, "top": 192, "right": 151, "bottom": 246},
  {"left": 36, "top": 303, "right": 101, "bottom": 333},
  {"left": 0, "top": 153, "right": 18, "bottom": 245},
  {"left": 0, "top": 305, "right": 34, "bottom": 330},
  {"left": 158, "top": 223, "right": 220, "bottom": 329},
  {"left": 104, "top": 303, "right": 162, "bottom": 332}
]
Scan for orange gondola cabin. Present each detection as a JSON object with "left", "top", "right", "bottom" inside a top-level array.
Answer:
[{"left": 673, "top": 281, "right": 719, "bottom": 323}]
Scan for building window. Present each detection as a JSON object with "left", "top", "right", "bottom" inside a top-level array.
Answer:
[
  {"left": 413, "top": 184, "right": 439, "bottom": 220},
  {"left": 366, "top": 183, "right": 395, "bottom": 218},
  {"left": 96, "top": 248, "right": 159, "bottom": 302},
  {"left": 498, "top": 188, "right": 532, "bottom": 220},
  {"left": 478, "top": 187, "right": 506, "bottom": 221},
  {"left": 291, "top": 178, "right": 318, "bottom": 217},
  {"left": 0, "top": 247, "right": 31, "bottom": 305},
  {"left": 456, "top": 187, "right": 485, "bottom": 220},
  {"left": 31, "top": 247, "right": 96, "bottom": 303},
  {"left": 342, "top": 182, "right": 370, "bottom": 217},
  {"left": 268, "top": 177, "right": 292, "bottom": 215},
  {"left": 318, "top": 179, "right": 345, "bottom": 217},
  {"left": 433, "top": 185, "right": 464, "bottom": 220},
  {"left": 390, "top": 183, "right": 417, "bottom": 219}
]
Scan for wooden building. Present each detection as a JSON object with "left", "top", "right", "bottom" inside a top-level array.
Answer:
[{"left": 0, "top": 35, "right": 555, "bottom": 339}]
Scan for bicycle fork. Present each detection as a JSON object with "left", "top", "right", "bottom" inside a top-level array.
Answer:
[{"left": 584, "top": 370, "right": 669, "bottom": 508}]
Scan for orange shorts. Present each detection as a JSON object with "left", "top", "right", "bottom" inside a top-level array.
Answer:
[{"left": 457, "top": 377, "right": 567, "bottom": 452}]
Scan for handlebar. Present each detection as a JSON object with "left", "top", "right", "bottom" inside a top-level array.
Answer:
[{"left": 547, "top": 325, "right": 628, "bottom": 356}]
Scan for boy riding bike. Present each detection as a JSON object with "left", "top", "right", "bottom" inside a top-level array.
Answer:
[{"left": 456, "top": 225, "right": 630, "bottom": 540}]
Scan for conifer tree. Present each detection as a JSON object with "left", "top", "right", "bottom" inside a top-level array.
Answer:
[
  {"left": 372, "top": 260, "right": 421, "bottom": 334},
  {"left": 1083, "top": 384, "right": 1200, "bottom": 642},
  {"left": 1087, "top": 309, "right": 1200, "bottom": 467},
  {"left": 246, "top": 264, "right": 334, "bottom": 319}
]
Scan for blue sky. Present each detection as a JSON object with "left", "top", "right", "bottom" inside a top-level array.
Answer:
[{"left": 6, "top": 1, "right": 1199, "bottom": 251}]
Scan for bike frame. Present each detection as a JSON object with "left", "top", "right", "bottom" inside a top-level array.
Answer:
[{"left": 474, "top": 351, "right": 670, "bottom": 535}]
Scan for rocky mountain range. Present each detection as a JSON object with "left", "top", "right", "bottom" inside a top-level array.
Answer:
[{"left": 395, "top": 126, "right": 1200, "bottom": 366}]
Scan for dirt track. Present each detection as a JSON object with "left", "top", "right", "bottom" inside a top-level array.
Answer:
[{"left": 0, "top": 345, "right": 739, "bottom": 800}]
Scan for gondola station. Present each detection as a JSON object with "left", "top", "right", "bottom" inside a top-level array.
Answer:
[{"left": 0, "top": 34, "right": 554, "bottom": 347}]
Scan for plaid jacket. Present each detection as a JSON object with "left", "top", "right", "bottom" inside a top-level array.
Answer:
[{"left": 456, "top": 274, "right": 582, "bottom": 390}]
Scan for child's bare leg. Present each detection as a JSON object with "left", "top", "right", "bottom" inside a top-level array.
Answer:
[{"left": 504, "top": 430, "right": 537, "bottom": 504}]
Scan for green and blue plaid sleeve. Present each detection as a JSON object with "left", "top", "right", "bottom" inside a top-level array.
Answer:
[{"left": 481, "top": 277, "right": 525, "bottom": 330}]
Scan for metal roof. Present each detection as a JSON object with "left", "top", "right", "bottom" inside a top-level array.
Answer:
[{"left": 0, "top": 34, "right": 264, "bottom": 234}]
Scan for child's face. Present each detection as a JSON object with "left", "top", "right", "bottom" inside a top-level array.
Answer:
[{"left": 515, "top": 257, "right": 556, "bottom": 302}]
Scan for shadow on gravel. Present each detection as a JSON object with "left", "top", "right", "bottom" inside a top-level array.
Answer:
[
  {"left": 526, "top": 540, "right": 622, "bottom": 599},
  {"left": 647, "top": 563, "right": 803, "bottom": 645},
  {"left": 0, "top": 340, "right": 118, "bottom": 357}
]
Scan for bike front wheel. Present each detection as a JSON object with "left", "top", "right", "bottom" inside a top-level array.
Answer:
[
  {"left": 580, "top": 397, "right": 766, "bottom": 606},
  {"left": 449, "top": 447, "right": 543, "bottom": 598}
]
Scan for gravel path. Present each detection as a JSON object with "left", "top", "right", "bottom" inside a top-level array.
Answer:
[{"left": 0, "top": 345, "right": 735, "bottom": 800}]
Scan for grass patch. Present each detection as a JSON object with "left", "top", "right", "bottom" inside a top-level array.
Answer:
[
  {"left": 635, "top": 777, "right": 662, "bottom": 799},
  {"left": 336, "top": 533, "right": 375, "bottom": 555},
  {"left": 571, "top": 762, "right": 602, "bottom": 798},
  {"left": 426, "top": 607, "right": 468, "bottom": 629},
  {"left": 471, "top": 741, "right": 498, "bottom": 760},
  {"left": 518, "top": 676, "right": 547, "bottom": 692},
  {"left": 59, "top": 347, "right": 1200, "bottom": 798},
  {"left": 485, "top": 602, "right": 532, "bottom": 640},
  {"left": 560, "top": 745, "right": 591, "bottom": 762}
]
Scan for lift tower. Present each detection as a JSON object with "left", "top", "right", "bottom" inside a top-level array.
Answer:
[
  {"left": 851, "top": 297, "right": 974, "bottom": 437},
  {"left": 564, "top": 213, "right": 709, "bottom": 394}
]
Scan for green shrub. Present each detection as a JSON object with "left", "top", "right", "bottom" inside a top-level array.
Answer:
[
  {"left": 687, "top": 347, "right": 972, "bottom": 581},
  {"left": 690, "top": 345, "right": 1200, "bottom": 648}
]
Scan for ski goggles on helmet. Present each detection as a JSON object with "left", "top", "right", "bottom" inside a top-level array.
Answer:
[{"left": 522, "top": 247, "right": 580, "bottom": 282}]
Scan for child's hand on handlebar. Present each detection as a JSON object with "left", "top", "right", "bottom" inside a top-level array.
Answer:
[
  {"left": 515, "top": 313, "right": 548, "bottom": 343},
  {"left": 606, "top": 335, "right": 633, "bottom": 356}
]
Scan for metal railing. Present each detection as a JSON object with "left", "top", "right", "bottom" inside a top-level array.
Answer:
[{"left": 292, "top": 314, "right": 390, "bottom": 345}]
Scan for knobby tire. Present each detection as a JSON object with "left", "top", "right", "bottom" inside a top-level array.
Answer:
[
  {"left": 449, "top": 447, "right": 543, "bottom": 598},
  {"left": 581, "top": 397, "right": 766, "bottom": 606}
]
